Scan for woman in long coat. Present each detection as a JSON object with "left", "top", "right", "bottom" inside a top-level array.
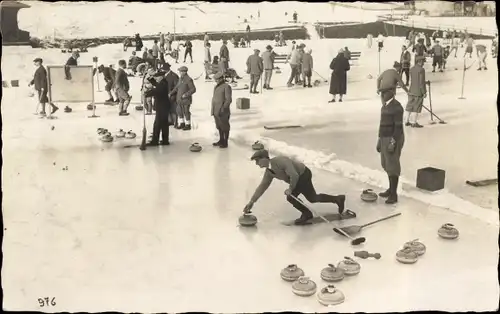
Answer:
[{"left": 329, "top": 49, "right": 350, "bottom": 102}]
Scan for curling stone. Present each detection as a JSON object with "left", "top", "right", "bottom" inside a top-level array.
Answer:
[
  {"left": 367, "top": 74, "right": 373, "bottom": 79},
  {"left": 396, "top": 247, "right": 418, "bottom": 264},
  {"left": 317, "top": 285, "right": 345, "bottom": 306},
  {"left": 189, "top": 143, "right": 202, "bottom": 152},
  {"left": 292, "top": 276, "right": 317, "bottom": 297},
  {"left": 238, "top": 214, "right": 257, "bottom": 227},
  {"left": 243, "top": 84, "right": 249, "bottom": 89},
  {"left": 438, "top": 223, "right": 459, "bottom": 239},
  {"left": 116, "top": 129, "right": 126, "bottom": 138},
  {"left": 252, "top": 141, "right": 265, "bottom": 151},
  {"left": 28, "top": 91, "right": 35, "bottom": 97},
  {"left": 313, "top": 79, "right": 321, "bottom": 86},
  {"left": 337, "top": 257, "right": 360, "bottom": 276},
  {"left": 97, "top": 128, "right": 108, "bottom": 135},
  {"left": 87, "top": 104, "right": 96, "bottom": 110},
  {"left": 100, "top": 134, "right": 114, "bottom": 143},
  {"left": 64, "top": 106, "right": 72, "bottom": 113},
  {"left": 320, "top": 264, "right": 345, "bottom": 282},
  {"left": 360, "top": 189, "right": 378, "bottom": 202},
  {"left": 280, "top": 264, "right": 304, "bottom": 282},
  {"left": 403, "top": 239, "right": 426, "bottom": 256},
  {"left": 275, "top": 69, "right": 282, "bottom": 74},
  {"left": 125, "top": 130, "right": 136, "bottom": 139},
  {"left": 135, "top": 105, "right": 144, "bottom": 111}
]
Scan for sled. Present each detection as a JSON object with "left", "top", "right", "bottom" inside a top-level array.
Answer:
[
  {"left": 465, "top": 179, "right": 498, "bottom": 187},
  {"left": 281, "top": 209, "right": 356, "bottom": 226},
  {"left": 264, "top": 125, "right": 302, "bottom": 130}
]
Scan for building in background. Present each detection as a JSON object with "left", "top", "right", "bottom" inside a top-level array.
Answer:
[
  {"left": 1, "top": 0, "right": 31, "bottom": 45},
  {"left": 405, "top": 1, "right": 495, "bottom": 17}
]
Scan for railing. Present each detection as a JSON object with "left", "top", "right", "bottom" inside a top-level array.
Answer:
[{"left": 378, "top": 15, "right": 497, "bottom": 37}]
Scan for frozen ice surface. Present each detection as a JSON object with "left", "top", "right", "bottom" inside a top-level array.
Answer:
[{"left": 2, "top": 27, "right": 499, "bottom": 313}]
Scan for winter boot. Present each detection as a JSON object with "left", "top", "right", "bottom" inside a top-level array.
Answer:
[
  {"left": 106, "top": 98, "right": 114, "bottom": 102},
  {"left": 177, "top": 122, "right": 185, "bottom": 130},
  {"left": 333, "top": 194, "right": 346, "bottom": 214},
  {"left": 213, "top": 130, "right": 223, "bottom": 146},
  {"left": 294, "top": 210, "right": 314, "bottom": 225},
  {"left": 219, "top": 131, "right": 229, "bottom": 148},
  {"left": 386, "top": 176, "right": 399, "bottom": 204},
  {"left": 183, "top": 124, "right": 191, "bottom": 131}
]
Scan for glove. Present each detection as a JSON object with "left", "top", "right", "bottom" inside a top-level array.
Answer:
[
  {"left": 243, "top": 202, "right": 253, "bottom": 213},
  {"left": 376, "top": 138, "right": 381, "bottom": 153},
  {"left": 387, "top": 138, "right": 396, "bottom": 154}
]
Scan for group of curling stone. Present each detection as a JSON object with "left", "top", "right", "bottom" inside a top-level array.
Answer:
[
  {"left": 395, "top": 224, "right": 459, "bottom": 264},
  {"left": 97, "top": 128, "right": 136, "bottom": 143},
  {"left": 280, "top": 257, "right": 362, "bottom": 306}
]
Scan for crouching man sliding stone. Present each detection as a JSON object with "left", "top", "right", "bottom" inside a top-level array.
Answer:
[
  {"left": 376, "top": 89, "right": 404, "bottom": 204},
  {"left": 244, "top": 150, "right": 346, "bottom": 225}
]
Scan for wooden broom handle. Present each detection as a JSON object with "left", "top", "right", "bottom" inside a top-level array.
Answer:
[{"left": 361, "top": 212, "right": 401, "bottom": 228}]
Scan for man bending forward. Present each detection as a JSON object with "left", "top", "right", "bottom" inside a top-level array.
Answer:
[{"left": 244, "top": 150, "right": 346, "bottom": 225}]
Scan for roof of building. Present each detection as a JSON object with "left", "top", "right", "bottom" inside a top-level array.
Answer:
[{"left": 0, "top": 1, "right": 31, "bottom": 9}]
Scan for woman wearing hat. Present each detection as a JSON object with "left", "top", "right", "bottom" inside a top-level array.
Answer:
[{"left": 329, "top": 48, "right": 350, "bottom": 102}]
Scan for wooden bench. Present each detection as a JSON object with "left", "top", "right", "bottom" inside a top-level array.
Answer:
[{"left": 273, "top": 51, "right": 362, "bottom": 64}]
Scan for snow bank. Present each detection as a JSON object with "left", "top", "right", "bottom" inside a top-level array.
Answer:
[{"left": 230, "top": 132, "right": 499, "bottom": 227}]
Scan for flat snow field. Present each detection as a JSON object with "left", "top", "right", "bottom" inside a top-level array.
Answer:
[{"left": 2, "top": 36, "right": 499, "bottom": 312}]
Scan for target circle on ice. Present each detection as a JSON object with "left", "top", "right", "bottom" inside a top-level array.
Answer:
[
  {"left": 317, "top": 285, "right": 345, "bottom": 306},
  {"left": 280, "top": 264, "right": 304, "bottom": 281},
  {"left": 320, "top": 263, "right": 345, "bottom": 282},
  {"left": 292, "top": 276, "right": 317, "bottom": 297}
]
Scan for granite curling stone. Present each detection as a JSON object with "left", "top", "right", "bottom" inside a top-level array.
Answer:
[
  {"left": 116, "top": 129, "right": 126, "bottom": 138},
  {"left": 100, "top": 134, "right": 114, "bottom": 143},
  {"left": 403, "top": 239, "right": 426, "bottom": 256},
  {"left": 64, "top": 106, "right": 72, "bottom": 113},
  {"left": 189, "top": 143, "right": 202, "bottom": 152},
  {"left": 280, "top": 264, "right": 304, "bottom": 282},
  {"left": 313, "top": 79, "right": 321, "bottom": 86},
  {"left": 317, "top": 285, "right": 345, "bottom": 306},
  {"left": 238, "top": 214, "right": 257, "bottom": 227},
  {"left": 438, "top": 223, "right": 459, "bottom": 239},
  {"left": 135, "top": 105, "right": 144, "bottom": 111},
  {"left": 320, "top": 264, "right": 345, "bottom": 282},
  {"left": 396, "top": 247, "right": 418, "bottom": 264},
  {"left": 337, "top": 257, "right": 361, "bottom": 276},
  {"left": 292, "top": 276, "right": 317, "bottom": 297},
  {"left": 125, "top": 130, "right": 136, "bottom": 139},
  {"left": 252, "top": 141, "right": 265, "bottom": 151},
  {"left": 360, "top": 189, "right": 378, "bottom": 202},
  {"left": 87, "top": 104, "right": 96, "bottom": 110}
]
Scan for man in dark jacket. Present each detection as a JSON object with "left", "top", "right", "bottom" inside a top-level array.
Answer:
[
  {"left": 412, "top": 38, "right": 427, "bottom": 64},
  {"left": 399, "top": 45, "right": 411, "bottom": 85},
  {"left": 244, "top": 150, "right": 346, "bottom": 225},
  {"left": 219, "top": 40, "right": 230, "bottom": 77},
  {"left": 115, "top": 59, "right": 132, "bottom": 116},
  {"left": 431, "top": 40, "right": 444, "bottom": 72},
  {"left": 377, "top": 61, "right": 409, "bottom": 105},
  {"left": 135, "top": 33, "right": 143, "bottom": 51},
  {"left": 211, "top": 72, "right": 232, "bottom": 148},
  {"left": 29, "top": 58, "right": 58, "bottom": 115},
  {"left": 64, "top": 51, "right": 79, "bottom": 80},
  {"left": 145, "top": 72, "right": 172, "bottom": 146},
  {"left": 376, "top": 89, "right": 404, "bottom": 204},
  {"left": 169, "top": 66, "right": 196, "bottom": 130},
  {"left": 98, "top": 64, "right": 117, "bottom": 102},
  {"left": 157, "top": 63, "right": 180, "bottom": 127},
  {"left": 183, "top": 40, "right": 193, "bottom": 63},
  {"left": 329, "top": 49, "right": 350, "bottom": 102}
]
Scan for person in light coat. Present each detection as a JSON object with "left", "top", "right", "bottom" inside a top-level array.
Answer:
[
  {"left": 405, "top": 56, "right": 427, "bottom": 128},
  {"left": 286, "top": 44, "right": 302, "bottom": 87},
  {"left": 261, "top": 45, "right": 276, "bottom": 89},
  {"left": 246, "top": 48, "right": 264, "bottom": 94},
  {"left": 204, "top": 42, "right": 212, "bottom": 80},
  {"left": 301, "top": 48, "right": 313, "bottom": 88},
  {"left": 211, "top": 72, "right": 232, "bottom": 148},
  {"left": 476, "top": 44, "right": 488, "bottom": 70},
  {"left": 169, "top": 66, "right": 196, "bottom": 130}
]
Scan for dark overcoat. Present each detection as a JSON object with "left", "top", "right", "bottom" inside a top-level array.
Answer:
[{"left": 329, "top": 53, "right": 350, "bottom": 95}]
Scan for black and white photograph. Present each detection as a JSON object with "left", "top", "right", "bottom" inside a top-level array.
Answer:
[{"left": 1, "top": 0, "right": 498, "bottom": 312}]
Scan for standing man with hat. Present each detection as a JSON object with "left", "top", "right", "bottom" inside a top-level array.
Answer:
[
  {"left": 211, "top": 72, "right": 232, "bottom": 148},
  {"left": 29, "top": 58, "right": 58, "bottom": 116},
  {"left": 376, "top": 61, "right": 409, "bottom": 105},
  {"left": 405, "top": 56, "right": 427, "bottom": 128},
  {"left": 158, "top": 63, "right": 179, "bottom": 127},
  {"left": 376, "top": 89, "right": 405, "bottom": 204},
  {"left": 115, "top": 59, "right": 132, "bottom": 116},
  {"left": 169, "top": 66, "right": 196, "bottom": 130},
  {"left": 204, "top": 42, "right": 212, "bottom": 80},
  {"left": 244, "top": 150, "right": 346, "bottom": 225},
  {"left": 400, "top": 45, "right": 411, "bottom": 86},
  {"left": 220, "top": 39, "right": 230, "bottom": 78},
  {"left": 144, "top": 68, "right": 172, "bottom": 146},
  {"left": 261, "top": 45, "right": 276, "bottom": 90},
  {"left": 246, "top": 48, "right": 264, "bottom": 94}
]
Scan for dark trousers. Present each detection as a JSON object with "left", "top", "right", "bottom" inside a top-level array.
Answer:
[
  {"left": 287, "top": 64, "right": 300, "bottom": 85},
  {"left": 152, "top": 111, "right": 170, "bottom": 143},
  {"left": 184, "top": 48, "right": 193, "bottom": 62},
  {"left": 286, "top": 168, "right": 338, "bottom": 215},
  {"left": 399, "top": 68, "right": 409, "bottom": 84}
]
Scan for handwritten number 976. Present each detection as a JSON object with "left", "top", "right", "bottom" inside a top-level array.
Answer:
[{"left": 38, "top": 297, "right": 56, "bottom": 307}]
